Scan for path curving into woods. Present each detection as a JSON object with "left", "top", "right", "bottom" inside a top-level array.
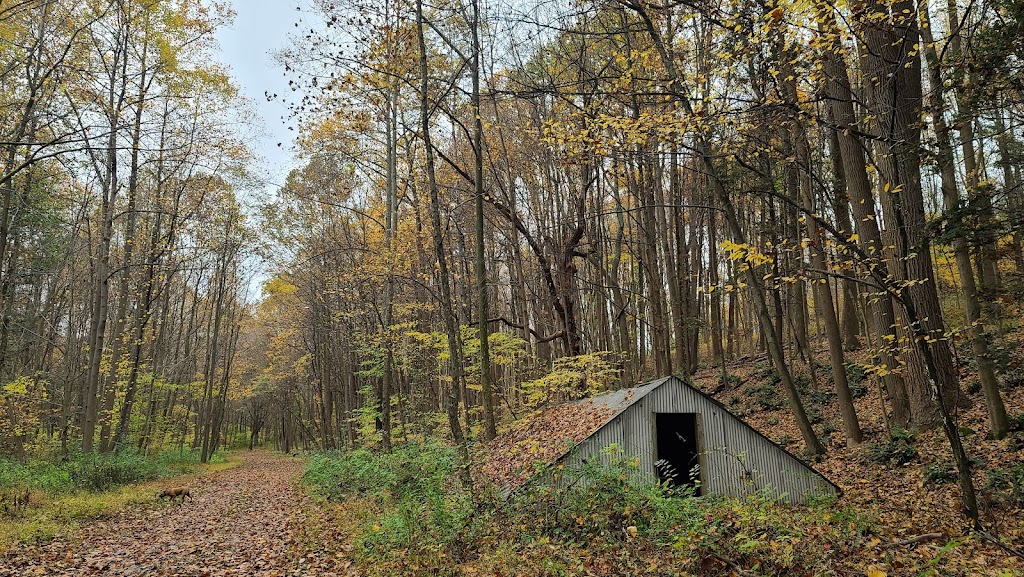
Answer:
[{"left": 0, "top": 452, "right": 351, "bottom": 577}]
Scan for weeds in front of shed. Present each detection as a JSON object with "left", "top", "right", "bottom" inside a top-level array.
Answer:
[{"left": 301, "top": 443, "right": 887, "bottom": 576}]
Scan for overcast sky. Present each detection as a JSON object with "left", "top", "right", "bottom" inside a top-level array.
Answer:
[
  {"left": 215, "top": 1, "right": 301, "bottom": 191},
  {"left": 215, "top": 1, "right": 309, "bottom": 295}
]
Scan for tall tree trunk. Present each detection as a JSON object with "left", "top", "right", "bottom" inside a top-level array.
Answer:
[
  {"left": 816, "top": 6, "right": 911, "bottom": 425},
  {"left": 919, "top": 9, "right": 1008, "bottom": 438},
  {"left": 416, "top": 0, "right": 467, "bottom": 452},
  {"left": 853, "top": 0, "right": 965, "bottom": 425},
  {"left": 826, "top": 129, "right": 861, "bottom": 351},
  {"left": 472, "top": 0, "right": 496, "bottom": 440},
  {"left": 781, "top": 66, "right": 863, "bottom": 446}
]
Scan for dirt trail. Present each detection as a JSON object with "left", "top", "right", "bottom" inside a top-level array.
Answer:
[{"left": 0, "top": 452, "right": 349, "bottom": 577}]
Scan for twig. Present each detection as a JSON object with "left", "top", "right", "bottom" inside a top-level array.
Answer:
[
  {"left": 884, "top": 533, "right": 944, "bottom": 548},
  {"left": 710, "top": 554, "right": 757, "bottom": 577},
  {"left": 976, "top": 530, "right": 1024, "bottom": 559}
]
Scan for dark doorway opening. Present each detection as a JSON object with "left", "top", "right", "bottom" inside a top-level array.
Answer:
[{"left": 655, "top": 413, "right": 701, "bottom": 494}]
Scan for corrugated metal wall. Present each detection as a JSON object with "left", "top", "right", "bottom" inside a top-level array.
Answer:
[{"left": 555, "top": 377, "right": 837, "bottom": 504}]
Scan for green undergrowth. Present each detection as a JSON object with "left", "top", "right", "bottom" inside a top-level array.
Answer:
[
  {"left": 304, "top": 440, "right": 472, "bottom": 553},
  {"left": 302, "top": 442, "right": 887, "bottom": 576},
  {"left": 0, "top": 449, "right": 234, "bottom": 550}
]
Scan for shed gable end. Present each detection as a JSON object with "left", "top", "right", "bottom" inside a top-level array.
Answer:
[{"left": 556, "top": 377, "right": 838, "bottom": 504}]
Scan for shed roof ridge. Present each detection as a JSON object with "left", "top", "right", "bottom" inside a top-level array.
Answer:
[{"left": 573, "top": 375, "right": 673, "bottom": 420}]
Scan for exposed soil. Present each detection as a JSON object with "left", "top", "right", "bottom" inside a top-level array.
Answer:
[{"left": 0, "top": 452, "right": 351, "bottom": 577}]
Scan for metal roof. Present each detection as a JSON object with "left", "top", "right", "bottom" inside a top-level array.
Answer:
[
  {"left": 567, "top": 376, "right": 672, "bottom": 417},
  {"left": 568, "top": 375, "right": 843, "bottom": 496}
]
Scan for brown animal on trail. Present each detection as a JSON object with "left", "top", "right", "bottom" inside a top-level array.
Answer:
[{"left": 158, "top": 487, "right": 192, "bottom": 503}]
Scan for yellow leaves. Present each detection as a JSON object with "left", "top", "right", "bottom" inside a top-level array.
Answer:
[
  {"left": 882, "top": 182, "right": 904, "bottom": 195},
  {"left": 3, "top": 377, "right": 31, "bottom": 396},
  {"left": 263, "top": 276, "right": 299, "bottom": 298},
  {"left": 866, "top": 567, "right": 887, "bottom": 577},
  {"left": 721, "top": 240, "right": 771, "bottom": 267},
  {"left": 519, "top": 351, "right": 622, "bottom": 408}
]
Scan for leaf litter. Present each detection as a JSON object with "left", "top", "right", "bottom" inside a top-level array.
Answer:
[{"left": 0, "top": 452, "right": 355, "bottom": 577}]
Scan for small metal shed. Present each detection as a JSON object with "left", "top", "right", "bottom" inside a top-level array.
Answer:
[{"left": 484, "top": 375, "right": 839, "bottom": 504}]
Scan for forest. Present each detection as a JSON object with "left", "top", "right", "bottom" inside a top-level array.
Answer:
[{"left": 0, "top": 0, "right": 1023, "bottom": 574}]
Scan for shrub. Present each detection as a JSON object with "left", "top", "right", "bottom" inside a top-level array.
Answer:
[
  {"left": 719, "top": 372, "right": 744, "bottom": 389},
  {"left": 1003, "top": 366, "right": 1024, "bottom": 389},
  {"left": 806, "top": 405, "right": 823, "bottom": 424},
  {"left": 748, "top": 384, "right": 784, "bottom": 411},
  {"left": 1007, "top": 432, "right": 1024, "bottom": 452},
  {"left": 304, "top": 440, "right": 473, "bottom": 557},
  {"left": 504, "top": 452, "right": 713, "bottom": 558},
  {"left": 820, "top": 420, "right": 837, "bottom": 436},
  {"left": 753, "top": 361, "right": 775, "bottom": 380},
  {"left": 0, "top": 448, "right": 208, "bottom": 497},
  {"left": 849, "top": 382, "right": 868, "bottom": 399},
  {"left": 793, "top": 372, "right": 812, "bottom": 394},
  {"left": 61, "top": 450, "right": 169, "bottom": 492},
  {"left": 844, "top": 363, "right": 869, "bottom": 398},
  {"left": 0, "top": 459, "right": 71, "bottom": 495},
  {"left": 864, "top": 428, "right": 918, "bottom": 466},
  {"left": 845, "top": 362, "right": 868, "bottom": 385},
  {"left": 805, "top": 388, "right": 834, "bottom": 406},
  {"left": 304, "top": 449, "right": 392, "bottom": 500},
  {"left": 984, "top": 463, "right": 1024, "bottom": 507},
  {"left": 923, "top": 461, "right": 957, "bottom": 485}
]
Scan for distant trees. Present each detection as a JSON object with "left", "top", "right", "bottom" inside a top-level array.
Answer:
[{"left": 0, "top": 0, "right": 254, "bottom": 461}]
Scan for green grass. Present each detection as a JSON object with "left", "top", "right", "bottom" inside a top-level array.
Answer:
[{"left": 0, "top": 448, "right": 227, "bottom": 495}]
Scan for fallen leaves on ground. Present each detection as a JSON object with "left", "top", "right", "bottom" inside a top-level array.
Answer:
[
  {"left": 689, "top": 351, "right": 1024, "bottom": 576},
  {"left": 0, "top": 452, "right": 354, "bottom": 577}
]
